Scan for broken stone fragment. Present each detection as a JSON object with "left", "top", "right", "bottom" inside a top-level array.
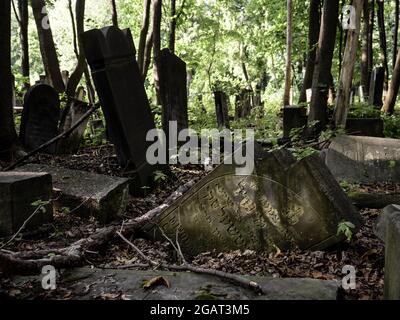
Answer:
[
  {"left": 0, "top": 172, "right": 53, "bottom": 237},
  {"left": 16, "top": 164, "right": 130, "bottom": 224},
  {"left": 144, "top": 147, "right": 361, "bottom": 255}
]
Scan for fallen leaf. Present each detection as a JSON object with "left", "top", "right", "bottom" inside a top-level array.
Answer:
[{"left": 143, "top": 276, "right": 171, "bottom": 290}]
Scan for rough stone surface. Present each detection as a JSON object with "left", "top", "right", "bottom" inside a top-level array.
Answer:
[
  {"left": 16, "top": 164, "right": 129, "bottom": 224},
  {"left": 282, "top": 106, "right": 307, "bottom": 139},
  {"left": 368, "top": 67, "right": 385, "bottom": 108},
  {"left": 19, "top": 84, "right": 60, "bottom": 154},
  {"left": 323, "top": 135, "right": 400, "bottom": 184},
  {"left": 82, "top": 26, "right": 159, "bottom": 195},
  {"left": 345, "top": 118, "right": 384, "bottom": 137},
  {"left": 13, "top": 268, "right": 339, "bottom": 300},
  {"left": 0, "top": 172, "right": 53, "bottom": 237},
  {"left": 375, "top": 205, "right": 400, "bottom": 300},
  {"left": 145, "top": 148, "right": 361, "bottom": 256}
]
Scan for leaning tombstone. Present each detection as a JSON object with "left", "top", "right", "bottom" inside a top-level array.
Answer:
[
  {"left": 144, "top": 146, "right": 361, "bottom": 256},
  {"left": 214, "top": 91, "right": 230, "bottom": 128},
  {"left": 369, "top": 67, "right": 385, "bottom": 108},
  {"left": 82, "top": 26, "right": 161, "bottom": 195},
  {"left": 158, "top": 48, "right": 189, "bottom": 139},
  {"left": 19, "top": 84, "right": 60, "bottom": 154}
]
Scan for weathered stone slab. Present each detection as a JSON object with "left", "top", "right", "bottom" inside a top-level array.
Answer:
[
  {"left": 19, "top": 84, "right": 60, "bottom": 154},
  {"left": 145, "top": 148, "right": 361, "bottom": 255},
  {"left": 82, "top": 26, "right": 159, "bottom": 194},
  {"left": 369, "top": 67, "right": 385, "bottom": 108},
  {"left": 12, "top": 268, "right": 339, "bottom": 300},
  {"left": 158, "top": 49, "right": 189, "bottom": 137},
  {"left": 0, "top": 172, "right": 53, "bottom": 237},
  {"left": 16, "top": 164, "right": 129, "bottom": 224},
  {"left": 375, "top": 205, "right": 400, "bottom": 300},
  {"left": 322, "top": 135, "right": 400, "bottom": 183},
  {"left": 345, "top": 118, "right": 384, "bottom": 137},
  {"left": 282, "top": 106, "right": 307, "bottom": 140}
]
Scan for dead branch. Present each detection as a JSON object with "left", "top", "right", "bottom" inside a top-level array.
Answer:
[
  {"left": 0, "top": 180, "right": 197, "bottom": 276},
  {"left": 3, "top": 103, "right": 100, "bottom": 172}
]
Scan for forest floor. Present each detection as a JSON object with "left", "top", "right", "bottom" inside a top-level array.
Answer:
[{"left": 0, "top": 145, "right": 386, "bottom": 300}]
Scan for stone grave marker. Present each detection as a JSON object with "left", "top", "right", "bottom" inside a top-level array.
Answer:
[
  {"left": 158, "top": 49, "right": 189, "bottom": 138},
  {"left": 322, "top": 135, "right": 400, "bottom": 183},
  {"left": 144, "top": 147, "right": 361, "bottom": 256},
  {"left": 345, "top": 118, "right": 384, "bottom": 137},
  {"left": 82, "top": 26, "right": 160, "bottom": 194},
  {"left": 16, "top": 164, "right": 130, "bottom": 224},
  {"left": 369, "top": 67, "right": 385, "bottom": 108},
  {"left": 0, "top": 172, "right": 53, "bottom": 237},
  {"left": 19, "top": 84, "right": 60, "bottom": 154},
  {"left": 214, "top": 91, "right": 230, "bottom": 128},
  {"left": 282, "top": 106, "right": 307, "bottom": 140}
]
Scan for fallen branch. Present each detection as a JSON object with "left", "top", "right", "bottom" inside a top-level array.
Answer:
[
  {"left": 0, "top": 180, "right": 197, "bottom": 276},
  {"left": 3, "top": 103, "right": 100, "bottom": 171}
]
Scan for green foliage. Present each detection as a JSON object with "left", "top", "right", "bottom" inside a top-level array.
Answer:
[
  {"left": 348, "top": 102, "right": 381, "bottom": 119},
  {"left": 31, "top": 199, "right": 51, "bottom": 214},
  {"left": 383, "top": 114, "right": 400, "bottom": 139},
  {"left": 337, "top": 220, "right": 356, "bottom": 243},
  {"left": 153, "top": 170, "right": 168, "bottom": 184}
]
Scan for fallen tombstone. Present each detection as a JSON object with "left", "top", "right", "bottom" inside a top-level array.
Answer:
[
  {"left": 12, "top": 267, "right": 339, "bottom": 300},
  {"left": 322, "top": 135, "right": 400, "bottom": 184},
  {"left": 19, "top": 84, "right": 60, "bottom": 154},
  {"left": 144, "top": 147, "right": 361, "bottom": 256},
  {"left": 158, "top": 49, "right": 189, "bottom": 138},
  {"left": 374, "top": 205, "right": 400, "bottom": 300},
  {"left": 0, "top": 172, "right": 53, "bottom": 237},
  {"left": 82, "top": 26, "right": 161, "bottom": 195},
  {"left": 16, "top": 164, "right": 130, "bottom": 224}
]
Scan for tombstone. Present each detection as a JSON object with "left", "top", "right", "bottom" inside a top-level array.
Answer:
[
  {"left": 214, "top": 91, "right": 230, "bottom": 128},
  {"left": 369, "top": 67, "right": 385, "bottom": 108},
  {"left": 345, "top": 118, "right": 384, "bottom": 137},
  {"left": 235, "top": 90, "right": 252, "bottom": 119},
  {"left": 17, "top": 164, "right": 130, "bottom": 224},
  {"left": 144, "top": 147, "right": 361, "bottom": 256},
  {"left": 375, "top": 205, "right": 400, "bottom": 300},
  {"left": 19, "top": 84, "right": 60, "bottom": 154},
  {"left": 282, "top": 106, "right": 307, "bottom": 140},
  {"left": 56, "top": 98, "right": 91, "bottom": 154},
  {"left": 158, "top": 48, "right": 189, "bottom": 138},
  {"left": 0, "top": 172, "right": 53, "bottom": 237},
  {"left": 82, "top": 26, "right": 161, "bottom": 195},
  {"left": 322, "top": 135, "right": 400, "bottom": 184}
]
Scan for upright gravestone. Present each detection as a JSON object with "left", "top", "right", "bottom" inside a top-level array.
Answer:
[
  {"left": 144, "top": 147, "right": 361, "bottom": 256},
  {"left": 19, "top": 84, "right": 60, "bottom": 154},
  {"left": 158, "top": 49, "right": 189, "bottom": 138},
  {"left": 369, "top": 67, "right": 385, "bottom": 108},
  {"left": 282, "top": 106, "right": 307, "bottom": 140},
  {"left": 82, "top": 26, "right": 160, "bottom": 194},
  {"left": 214, "top": 91, "right": 230, "bottom": 128}
]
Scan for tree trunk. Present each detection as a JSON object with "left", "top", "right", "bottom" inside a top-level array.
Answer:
[
  {"left": 31, "top": 0, "right": 65, "bottom": 93},
  {"left": 0, "top": 0, "right": 18, "bottom": 158},
  {"left": 377, "top": 0, "right": 389, "bottom": 90},
  {"left": 283, "top": 0, "right": 293, "bottom": 106},
  {"left": 169, "top": 0, "right": 177, "bottom": 53},
  {"left": 66, "top": 0, "right": 86, "bottom": 98},
  {"left": 17, "top": 0, "right": 30, "bottom": 88},
  {"left": 138, "top": 0, "right": 152, "bottom": 76},
  {"left": 383, "top": 47, "right": 400, "bottom": 114},
  {"left": 299, "top": 0, "right": 321, "bottom": 105},
  {"left": 110, "top": 0, "right": 118, "bottom": 28},
  {"left": 153, "top": 0, "right": 162, "bottom": 103},
  {"left": 308, "top": 0, "right": 340, "bottom": 131},
  {"left": 335, "top": 0, "right": 364, "bottom": 128},
  {"left": 394, "top": 0, "right": 399, "bottom": 69},
  {"left": 361, "top": 0, "right": 373, "bottom": 95}
]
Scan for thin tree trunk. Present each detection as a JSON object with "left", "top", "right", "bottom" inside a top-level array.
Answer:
[
  {"left": 110, "top": 0, "right": 118, "bottom": 28},
  {"left": 66, "top": 0, "right": 86, "bottom": 98},
  {"left": 394, "top": 0, "right": 399, "bottom": 69},
  {"left": 153, "top": 0, "right": 162, "bottom": 103},
  {"left": 31, "top": 0, "right": 65, "bottom": 93},
  {"left": 299, "top": 0, "right": 321, "bottom": 104},
  {"left": 377, "top": 0, "right": 389, "bottom": 90},
  {"left": 138, "top": 0, "right": 152, "bottom": 75},
  {"left": 0, "top": 0, "right": 18, "bottom": 158},
  {"left": 361, "top": 0, "right": 372, "bottom": 95},
  {"left": 169, "top": 0, "right": 177, "bottom": 53},
  {"left": 17, "top": 0, "right": 30, "bottom": 88},
  {"left": 335, "top": 0, "right": 364, "bottom": 128},
  {"left": 283, "top": 0, "right": 293, "bottom": 106},
  {"left": 308, "top": 0, "right": 340, "bottom": 131},
  {"left": 383, "top": 47, "right": 400, "bottom": 114}
]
